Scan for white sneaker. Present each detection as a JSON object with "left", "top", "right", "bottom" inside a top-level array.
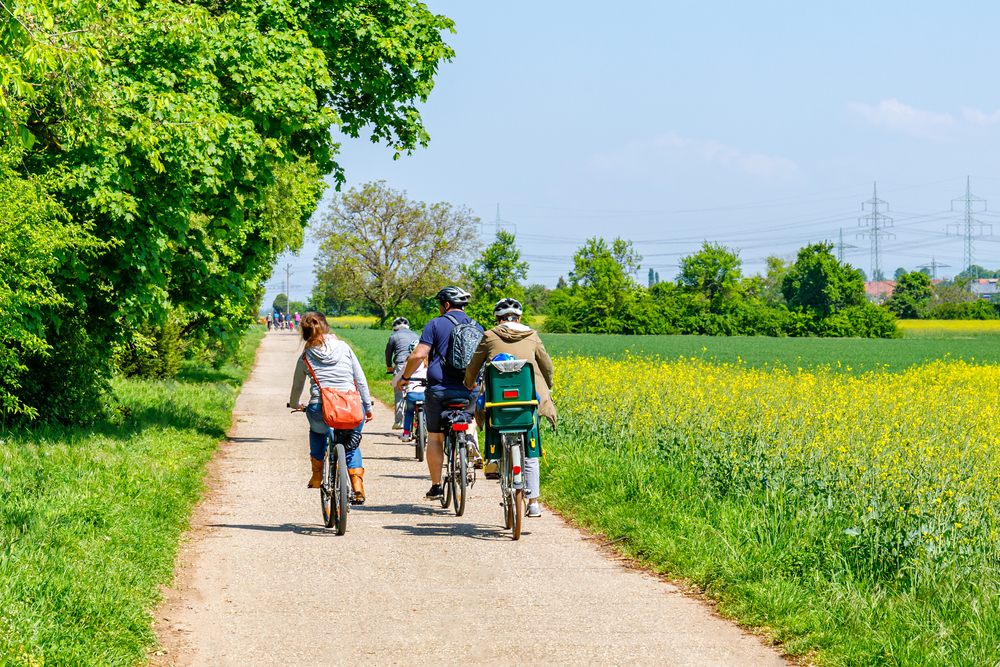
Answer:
[
  {"left": 527, "top": 502, "right": 542, "bottom": 518},
  {"left": 400, "top": 431, "right": 411, "bottom": 442}
]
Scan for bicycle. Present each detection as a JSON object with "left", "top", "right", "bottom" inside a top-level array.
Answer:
[
  {"left": 412, "top": 397, "right": 427, "bottom": 462},
  {"left": 438, "top": 397, "right": 476, "bottom": 517},
  {"left": 482, "top": 357, "right": 538, "bottom": 541},
  {"left": 291, "top": 406, "right": 353, "bottom": 535}
]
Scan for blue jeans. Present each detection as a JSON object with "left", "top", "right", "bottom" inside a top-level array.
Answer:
[
  {"left": 306, "top": 403, "right": 363, "bottom": 468},
  {"left": 402, "top": 391, "right": 424, "bottom": 432}
]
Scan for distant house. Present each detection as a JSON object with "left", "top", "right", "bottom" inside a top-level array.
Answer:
[
  {"left": 970, "top": 278, "right": 999, "bottom": 300},
  {"left": 864, "top": 279, "right": 945, "bottom": 303}
]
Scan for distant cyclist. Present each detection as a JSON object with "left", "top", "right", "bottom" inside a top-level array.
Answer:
[
  {"left": 391, "top": 339, "right": 427, "bottom": 442},
  {"left": 464, "top": 297, "right": 556, "bottom": 518},
  {"left": 398, "top": 287, "right": 483, "bottom": 500},
  {"left": 385, "top": 316, "right": 419, "bottom": 429},
  {"left": 289, "top": 312, "right": 374, "bottom": 503}
]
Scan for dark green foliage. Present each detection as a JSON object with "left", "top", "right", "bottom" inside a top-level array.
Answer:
[
  {"left": 272, "top": 293, "right": 289, "bottom": 314},
  {"left": 927, "top": 300, "right": 998, "bottom": 320},
  {"left": 782, "top": 242, "right": 866, "bottom": 317},
  {"left": 886, "top": 271, "right": 933, "bottom": 319},
  {"left": 112, "top": 319, "right": 183, "bottom": 380},
  {"left": 544, "top": 238, "right": 898, "bottom": 338},
  {"left": 523, "top": 284, "right": 551, "bottom": 315}
]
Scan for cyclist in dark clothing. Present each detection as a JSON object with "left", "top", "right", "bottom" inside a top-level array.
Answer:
[
  {"left": 397, "top": 286, "right": 483, "bottom": 499},
  {"left": 385, "top": 317, "right": 419, "bottom": 429}
]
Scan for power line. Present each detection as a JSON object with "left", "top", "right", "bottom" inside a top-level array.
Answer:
[{"left": 947, "top": 176, "right": 991, "bottom": 277}]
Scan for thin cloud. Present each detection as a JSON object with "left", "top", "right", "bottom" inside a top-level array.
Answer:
[
  {"left": 846, "top": 98, "right": 953, "bottom": 138},
  {"left": 962, "top": 107, "right": 1000, "bottom": 126},
  {"left": 590, "top": 131, "right": 799, "bottom": 181}
]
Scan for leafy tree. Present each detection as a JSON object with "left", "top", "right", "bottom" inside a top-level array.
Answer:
[
  {"left": 272, "top": 294, "right": 289, "bottom": 314},
  {"left": 894, "top": 267, "right": 907, "bottom": 280},
  {"left": 871, "top": 269, "right": 887, "bottom": 281},
  {"left": 919, "top": 267, "right": 932, "bottom": 277},
  {"left": 547, "top": 238, "right": 637, "bottom": 333},
  {"left": 759, "top": 254, "right": 792, "bottom": 305},
  {"left": 556, "top": 276, "right": 568, "bottom": 290},
  {"left": 856, "top": 267, "right": 868, "bottom": 281},
  {"left": 312, "top": 181, "right": 479, "bottom": 324},
  {"left": 524, "top": 284, "right": 551, "bottom": 315},
  {"left": 782, "top": 243, "right": 865, "bottom": 317},
  {"left": 465, "top": 230, "right": 529, "bottom": 323},
  {"left": 677, "top": 242, "right": 743, "bottom": 310},
  {"left": 886, "top": 271, "right": 932, "bottom": 319},
  {"left": 612, "top": 238, "right": 642, "bottom": 280}
]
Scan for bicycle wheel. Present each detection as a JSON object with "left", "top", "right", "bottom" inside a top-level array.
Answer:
[
  {"left": 414, "top": 410, "right": 425, "bottom": 462},
  {"left": 334, "top": 442, "right": 350, "bottom": 535},
  {"left": 512, "top": 488, "right": 524, "bottom": 540},
  {"left": 321, "top": 438, "right": 335, "bottom": 528},
  {"left": 440, "top": 437, "right": 452, "bottom": 509},
  {"left": 454, "top": 440, "right": 468, "bottom": 517}
]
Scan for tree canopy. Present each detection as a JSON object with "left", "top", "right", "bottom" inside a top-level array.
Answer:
[
  {"left": 782, "top": 243, "right": 865, "bottom": 317},
  {"left": 465, "top": 230, "right": 529, "bottom": 323},
  {"left": 312, "top": 181, "right": 479, "bottom": 323}
]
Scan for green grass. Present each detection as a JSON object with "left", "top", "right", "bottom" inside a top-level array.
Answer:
[
  {"left": 333, "top": 328, "right": 401, "bottom": 406},
  {"left": 538, "top": 333, "right": 1000, "bottom": 373},
  {"left": 0, "top": 325, "right": 264, "bottom": 667}
]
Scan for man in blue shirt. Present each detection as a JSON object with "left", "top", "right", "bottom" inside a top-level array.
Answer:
[{"left": 398, "top": 286, "right": 483, "bottom": 499}]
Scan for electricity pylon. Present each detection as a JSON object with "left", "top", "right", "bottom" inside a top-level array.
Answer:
[
  {"left": 485, "top": 204, "right": 516, "bottom": 236},
  {"left": 917, "top": 256, "right": 950, "bottom": 280},
  {"left": 858, "top": 183, "right": 894, "bottom": 283},
  {"left": 947, "top": 177, "right": 990, "bottom": 278},
  {"left": 834, "top": 227, "right": 857, "bottom": 263}
]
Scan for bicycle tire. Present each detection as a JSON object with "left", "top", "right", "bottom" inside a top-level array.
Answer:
[
  {"left": 415, "top": 410, "right": 425, "bottom": 462},
  {"left": 335, "top": 442, "right": 349, "bottom": 535},
  {"left": 512, "top": 488, "right": 524, "bottom": 540},
  {"left": 455, "top": 441, "right": 468, "bottom": 517},
  {"left": 321, "top": 438, "right": 335, "bottom": 528},
  {"left": 441, "top": 436, "right": 452, "bottom": 509}
]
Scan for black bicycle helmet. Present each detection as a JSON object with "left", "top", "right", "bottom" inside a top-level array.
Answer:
[
  {"left": 493, "top": 297, "right": 523, "bottom": 319},
  {"left": 392, "top": 316, "right": 410, "bottom": 330},
  {"left": 434, "top": 286, "right": 471, "bottom": 308}
]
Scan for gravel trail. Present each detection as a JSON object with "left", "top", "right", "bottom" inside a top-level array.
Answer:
[{"left": 152, "top": 330, "right": 787, "bottom": 666}]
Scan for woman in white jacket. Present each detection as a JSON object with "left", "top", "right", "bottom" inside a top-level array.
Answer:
[{"left": 289, "top": 312, "right": 373, "bottom": 503}]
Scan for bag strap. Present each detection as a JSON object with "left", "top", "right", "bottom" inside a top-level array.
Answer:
[
  {"left": 301, "top": 351, "right": 322, "bottom": 389},
  {"left": 443, "top": 313, "right": 459, "bottom": 326}
]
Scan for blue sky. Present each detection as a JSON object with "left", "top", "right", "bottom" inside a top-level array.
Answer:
[{"left": 265, "top": 1, "right": 1000, "bottom": 306}]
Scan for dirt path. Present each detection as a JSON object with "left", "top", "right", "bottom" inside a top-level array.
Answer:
[{"left": 152, "top": 331, "right": 788, "bottom": 666}]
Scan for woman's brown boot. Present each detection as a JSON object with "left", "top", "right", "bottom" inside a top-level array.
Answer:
[
  {"left": 348, "top": 468, "right": 365, "bottom": 505},
  {"left": 308, "top": 457, "right": 323, "bottom": 488}
]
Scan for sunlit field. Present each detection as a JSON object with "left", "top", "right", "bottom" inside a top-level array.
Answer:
[
  {"left": 327, "top": 315, "right": 377, "bottom": 329},
  {"left": 898, "top": 319, "right": 1000, "bottom": 338}
]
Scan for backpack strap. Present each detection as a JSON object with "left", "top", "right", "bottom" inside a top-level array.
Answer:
[{"left": 443, "top": 314, "right": 459, "bottom": 326}]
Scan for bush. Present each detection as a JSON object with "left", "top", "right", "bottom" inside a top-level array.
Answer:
[
  {"left": 112, "top": 318, "right": 183, "bottom": 380},
  {"left": 927, "top": 300, "right": 998, "bottom": 320}
]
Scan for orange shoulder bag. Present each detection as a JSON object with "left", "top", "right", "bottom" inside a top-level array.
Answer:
[{"left": 302, "top": 349, "right": 365, "bottom": 429}]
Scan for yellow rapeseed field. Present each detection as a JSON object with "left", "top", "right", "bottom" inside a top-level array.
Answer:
[
  {"left": 899, "top": 319, "right": 1000, "bottom": 337},
  {"left": 555, "top": 354, "right": 1000, "bottom": 569},
  {"left": 328, "top": 315, "right": 377, "bottom": 329}
]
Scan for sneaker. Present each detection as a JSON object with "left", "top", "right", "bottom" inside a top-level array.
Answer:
[
  {"left": 527, "top": 502, "right": 542, "bottom": 518},
  {"left": 424, "top": 484, "right": 444, "bottom": 500},
  {"left": 400, "top": 431, "right": 411, "bottom": 442},
  {"left": 392, "top": 422, "right": 403, "bottom": 430},
  {"left": 483, "top": 461, "right": 499, "bottom": 479}
]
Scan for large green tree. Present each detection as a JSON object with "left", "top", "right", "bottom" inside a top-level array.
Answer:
[
  {"left": 886, "top": 271, "right": 933, "bottom": 319},
  {"left": 465, "top": 230, "right": 529, "bottom": 323},
  {"left": 312, "top": 181, "right": 479, "bottom": 324},
  {"left": 677, "top": 241, "right": 743, "bottom": 311},
  {"left": 782, "top": 243, "right": 865, "bottom": 317}
]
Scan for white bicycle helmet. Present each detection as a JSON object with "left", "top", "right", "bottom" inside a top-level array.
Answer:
[
  {"left": 493, "top": 298, "right": 523, "bottom": 319},
  {"left": 392, "top": 316, "right": 410, "bottom": 330}
]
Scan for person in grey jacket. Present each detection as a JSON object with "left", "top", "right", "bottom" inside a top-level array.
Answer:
[
  {"left": 385, "top": 317, "right": 419, "bottom": 429},
  {"left": 290, "top": 312, "right": 373, "bottom": 502}
]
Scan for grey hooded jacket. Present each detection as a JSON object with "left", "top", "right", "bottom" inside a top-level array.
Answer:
[
  {"left": 290, "top": 335, "right": 372, "bottom": 411},
  {"left": 385, "top": 327, "right": 419, "bottom": 367}
]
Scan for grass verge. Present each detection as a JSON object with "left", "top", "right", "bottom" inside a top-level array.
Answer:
[
  {"left": 333, "top": 327, "right": 398, "bottom": 406},
  {"left": 0, "top": 325, "right": 265, "bottom": 666}
]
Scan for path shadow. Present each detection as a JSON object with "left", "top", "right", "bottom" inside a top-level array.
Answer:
[
  {"left": 378, "top": 473, "right": 428, "bottom": 480},
  {"left": 382, "top": 522, "right": 509, "bottom": 541},
  {"left": 364, "top": 455, "right": 414, "bottom": 462},
  {"left": 208, "top": 523, "right": 338, "bottom": 536},
  {"left": 359, "top": 502, "right": 439, "bottom": 517},
  {"left": 227, "top": 437, "right": 280, "bottom": 443}
]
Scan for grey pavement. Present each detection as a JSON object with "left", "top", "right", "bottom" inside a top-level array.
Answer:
[{"left": 152, "top": 330, "right": 787, "bottom": 667}]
